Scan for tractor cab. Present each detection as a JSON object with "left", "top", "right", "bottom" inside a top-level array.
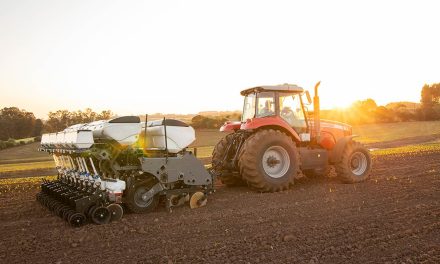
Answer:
[
  {"left": 222, "top": 83, "right": 352, "bottom": 150},
  {"left": 240, "top": 84, "right": 309, "bottom": 134},
  {"left": 222, "top": 84, "right": 315, "bottom": 143}
]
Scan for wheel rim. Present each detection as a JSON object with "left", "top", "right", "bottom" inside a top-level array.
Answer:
[
  {"left": 134, "top": 186, "right": 154, "bottom": 208},
  {"left": 91, "top": 207, "right": 111, "bottom": 225},
  {"left": 107, "top": 204, "right": 124, "bottom": 222},
  {"left": 262, "top": 146, "right": 290, "bottom": 178},
  {"left": 350, "top": 151, "right": 368, "bottom": 176},
  {"left": 69, "top": 213, "right": 86, "bottom": 227}
]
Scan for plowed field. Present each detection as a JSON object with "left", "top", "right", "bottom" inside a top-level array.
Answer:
[{"left": 1, "top": 147, "right": 439, "bottom": 263}]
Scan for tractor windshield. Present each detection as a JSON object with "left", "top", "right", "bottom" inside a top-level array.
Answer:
[
  {"left": 242, "top": 93, "right": 256, "bottom": 121},
  {"left": 279, "top": 93, "right": 307, "bottom": 132}
]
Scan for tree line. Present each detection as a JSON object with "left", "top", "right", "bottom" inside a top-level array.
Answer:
[
  {"left": 0, "top": 108, "right": 112, "bottom": 141},
  {"left": 420, "top": 83, "right": 440, "bottom": 120},
  {"left": 190, "top": 113, "right": 241, "bottom": 129},
  {"left": 319, "top": 99, "right": 417, "bottom": 125},
  {"left": 45, "top": 108, "right": 113, "bottom": 132},
  {"left": 0, "top": 83, "right": 439, "bottom": 142},
  {"left": 0, "top": 107, "right": 43, "bottom": 141},
  {"left": 320, "top": 82, "right": 440, "bottom": 125}
]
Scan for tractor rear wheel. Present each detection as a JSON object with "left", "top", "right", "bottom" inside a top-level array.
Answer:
[
  {"left": 212, "top": 133, "right": 246, "bottom": 187},
  {"left": 239, "top": 129, "right": 300, "bottom": 192},
  {"left": 335, "top": 141, "right": 372, "bottom": 183}
]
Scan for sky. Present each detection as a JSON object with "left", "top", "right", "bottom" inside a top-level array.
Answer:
[{"left": 0, "top": 0, "right": 439, "bottom": 119}]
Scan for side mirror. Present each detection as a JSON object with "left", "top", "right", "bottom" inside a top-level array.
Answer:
[{"left": 304, "top": 91, "right": 312, "bottom": 105}]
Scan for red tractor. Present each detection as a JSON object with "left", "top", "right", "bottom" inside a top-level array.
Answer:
[{"left": 212, "top": 82, "right": 372, "bottom": 192}]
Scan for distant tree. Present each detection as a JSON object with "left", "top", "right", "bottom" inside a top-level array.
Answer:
[
  {"left": 391, "top": 105, "right": 413, "bottom": 122},
  {"left": 191, "top": 115, "right": 228, "bottom": 129},
  {"left": 0, "top": 107, "right": 37, "bottom": 140},
  {"left": 98, "top": 110, "right": 113, "bottom": 120},
  {"left": 374, "top": 106, "right": 395, "bottom": 123},
  {"left": 191, "top": 115, "right": 205, "bottom": 128},
  {"left": 45, "top": 108, "right": 113, "bottom": 132},
  {"left": 33, "top": 119, "right": 44, "bottom": 136},
  {"left": 420, "top": 83, "right": 440, "bottom": 120},
  {"left": 45, "top": 110, "right": 72, "bottom": 132},
  {"left": 353, "top": 98, "right": 378, "bottom": 113},
  {"left": 421, "top": 84, "right": 433, "bottom": 107},
  {"left": 349, "top": 98, "right": 378, "bottom": 124}
]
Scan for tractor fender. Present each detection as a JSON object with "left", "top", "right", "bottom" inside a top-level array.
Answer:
[
  {"left": 220, "top": 121, "right": 242, "bottom": 132},
  {"left": 329, "top": 135, "right": 358, "bottom": 164},
  {"left": 240, "top": 116, "right": 301, "bottom": 143}
]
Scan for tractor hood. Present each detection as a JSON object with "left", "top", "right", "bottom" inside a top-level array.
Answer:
[
  {"left": 309, "top": 119, "right": 352, "bottom": 136},
  {"left": 308, "top": 119, "right": 352, "bottom": 150},
  {"left": 319, "top": 120, "right": 352, "bottom": 133}
]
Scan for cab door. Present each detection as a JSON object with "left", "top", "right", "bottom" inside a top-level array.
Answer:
[{"left": 278, "top": 92, "right": 308, "bottom": 133}]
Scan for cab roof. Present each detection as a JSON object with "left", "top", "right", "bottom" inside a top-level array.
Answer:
[{"left": 240, "top": 84, "right": 304, "bottom": 96}]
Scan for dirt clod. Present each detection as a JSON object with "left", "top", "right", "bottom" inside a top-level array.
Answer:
[{"left": 283, "top": 234, "right": 294, "bottom": 242}]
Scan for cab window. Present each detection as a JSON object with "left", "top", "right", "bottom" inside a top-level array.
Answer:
[
  {"left": 256, "top": 92, "right": 275, "bottom": 117},
  {"left": 279, "top": 93, "right": 307, "bottom": 132},
  {"left": 242, "top": 93, "right": 256, "bottom": 121}
]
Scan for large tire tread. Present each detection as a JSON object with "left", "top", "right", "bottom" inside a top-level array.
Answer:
[
  {"left": 335, "top": 141, "right": 372, "bottom": 183},
  {"left": 239, "top": 129, "right": 300, "bottom": 192},
  {"left": 212, "top": 133, "right": 246, "bottom": 187}
]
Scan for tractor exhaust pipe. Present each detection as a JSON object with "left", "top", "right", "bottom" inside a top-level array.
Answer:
[{"left": 314, "top": 81, "right": 321, "bottom": 143}]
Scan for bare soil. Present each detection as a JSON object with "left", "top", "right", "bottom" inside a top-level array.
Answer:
[
  {"left": 1, "top": 149, "right": 439, "bottom": 264},
  {"left": 0, "top": 142, "right": 52, "bottom": 164},
  {"left": 366, "top": 133, "right": 440, "bottom": 149},
  {"left": 0, "top": 168, "right": 57, "bottom": 179}
]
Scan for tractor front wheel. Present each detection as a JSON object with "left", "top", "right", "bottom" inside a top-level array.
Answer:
[
  {"left": 335, "top": 141, "right": 372, "bottom": 183},
  {"left": 239, "top": 129, "right": 300, "bottom": 192}
]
